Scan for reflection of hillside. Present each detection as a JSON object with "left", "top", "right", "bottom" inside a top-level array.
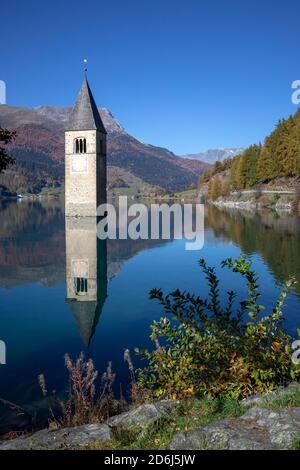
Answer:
[
  {"left": 206, "top": 205, "right": 300, "bottom": 293},
  {"left": 107, "top": 238, "right": 169, "bottom": 280},
  {"left": 0, "top": 202, "right": 171, "bottom": 289},
  {"left": 0, "top": 200, "right": 64, "bottom": 237},
  {"left": 0, "top": 201, "right": 66, "bottom": 288}
]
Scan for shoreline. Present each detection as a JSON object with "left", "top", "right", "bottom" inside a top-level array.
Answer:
[
  {"left": 209, "top": 190, "right": 300, "bottom": 213},
  {"left": 212, "top": 199, "right": 294, "bottom": 212},
  {"left": 1, "top": 383, "right": 300, "bottom": 450}
]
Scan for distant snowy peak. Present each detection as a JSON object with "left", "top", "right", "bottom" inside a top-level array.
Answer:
[
  {"left": 182, "top": 147, "right": 244, "bottom": 164},
  {"left": 35, "top": 106, "right": 71, "bottom": 122},
  {"left": 35, "top": 105, "right": 126, "bottom": 134}
]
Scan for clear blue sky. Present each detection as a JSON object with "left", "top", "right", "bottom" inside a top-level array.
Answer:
[{"left": 1, "top": 0, "right": 299, "bottom": 154}]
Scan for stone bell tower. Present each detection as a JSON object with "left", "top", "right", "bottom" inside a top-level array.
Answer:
[{"left": 65, "top": 79, "right": 107, "bottom": 217}]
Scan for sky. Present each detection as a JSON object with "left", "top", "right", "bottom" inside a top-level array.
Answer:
[{"left": 0, "top": 0, "right": 300, "bottom": 154}]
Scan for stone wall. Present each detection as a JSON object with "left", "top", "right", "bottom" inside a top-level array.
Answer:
[{"left": 65, "top": 130, "right": 106, "bottom": 217}]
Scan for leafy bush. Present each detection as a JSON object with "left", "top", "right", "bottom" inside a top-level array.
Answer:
[{"left": 136, "top": 256, "right": 299, "bottom": 399}]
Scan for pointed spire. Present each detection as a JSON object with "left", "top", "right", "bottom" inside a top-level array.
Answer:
[
  {"left": 68, "top": 79, "right": 107, "bottom": 133},
  {"left": 68, "top": 300, "right": 98, "bottom": 347},
  {"left": 67, "top": 279, "right": 107, "bottom": 347}
]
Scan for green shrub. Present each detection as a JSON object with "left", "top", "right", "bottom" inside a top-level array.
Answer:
[{"left": 136, "top": 256, "right": 299, "bottom": 400}]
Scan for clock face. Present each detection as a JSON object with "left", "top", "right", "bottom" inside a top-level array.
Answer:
[
  {"left": 72, "top": 259, "right": 89, "bottom": 278},
  {"left": 71, "top": 154, "right": 88, "bottom": 174}
]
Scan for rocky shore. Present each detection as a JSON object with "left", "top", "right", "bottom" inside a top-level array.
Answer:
[
  {"left": 212, "top": 192, "right": 297, "bottom": 212},
  {"left": 213, "top": 199, "right": 293, "bottom": 211},
  {"left": 1, "top": 384, "right": 300, "bottom": 451}
]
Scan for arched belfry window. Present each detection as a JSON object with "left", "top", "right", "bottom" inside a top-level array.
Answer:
[
  {"left": 75, "top": 277, "right": 88, "bottom": 295},
  {"left": 74, "top": 138, "right": 87, "bottom": 154}
]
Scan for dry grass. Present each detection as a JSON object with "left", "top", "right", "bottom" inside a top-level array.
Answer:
[
  {"left": 39, "top": 353, "right": 126, "bottom": 428},
  {"left": 36, "top": 350, "right": 151, "bottom": 429}
]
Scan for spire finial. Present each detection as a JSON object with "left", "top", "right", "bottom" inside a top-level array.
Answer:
[{"left": 83, "top": 58, "right": 88, "bottom": 78}]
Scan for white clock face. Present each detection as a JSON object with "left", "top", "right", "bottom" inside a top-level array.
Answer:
[{"left": 71, "top": 154, "right": 88, "bottom": 174}]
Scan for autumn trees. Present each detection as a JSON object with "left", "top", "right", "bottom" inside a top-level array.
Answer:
[
  {"left": 202, "top": 108, "right": 300, "bottom": 196},
  {"left": 230, "top": 145, "right": 261, "bottom": 189},
  {"left": 207, "top": 175, "right": 229, "bottom": 200}
]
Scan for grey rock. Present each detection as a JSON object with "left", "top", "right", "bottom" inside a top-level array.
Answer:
[
  {"left": 0, "top": 423, "right": 112, "bottom": 450},
  {"left": 108, "top": 400, "right": 179, "bottom": 429},
  {"left": 242, "top": 383, "right": 300, "bottom": 408},
  {"left": 170, "top": 405, "right": 300, "bottom": 450},
  {"left": 241, "top": 407, "right": 300, "bottom": 448},
  {"left": 0, "top": 400, "right": 179, "bottom": 450},
  {"left": 170, "top": 418, "right": 276, "bottom": 450},
  {"left": 241, "top": 393, "right": 268, "bottom": 407}
]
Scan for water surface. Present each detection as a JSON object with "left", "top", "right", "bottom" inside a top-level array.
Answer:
[{"left": 0, "top": 200, "right": 299, "bottom": 429}]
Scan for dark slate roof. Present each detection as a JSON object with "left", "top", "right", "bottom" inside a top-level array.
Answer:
[
  {"left": 68, "top": 299, "right": 98, "bottom": 347},
  {"left": 68, "top": 79, "right": 107, "bottom": 133},
  {"left": 67, "top": 278, "right": 108, "bottom": 347}
]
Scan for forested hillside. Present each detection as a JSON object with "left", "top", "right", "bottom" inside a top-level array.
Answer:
[{"left": 201, "top": 108, "right": 300, "bottom": 195}]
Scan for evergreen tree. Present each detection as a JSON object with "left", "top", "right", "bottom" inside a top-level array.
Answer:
[{"left": 0, "top": 127, "right": 16, "bottom": 173}]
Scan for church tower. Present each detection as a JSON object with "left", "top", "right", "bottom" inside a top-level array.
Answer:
[{"left": 65, "top": 79, "right": 107, "bottom": 217}]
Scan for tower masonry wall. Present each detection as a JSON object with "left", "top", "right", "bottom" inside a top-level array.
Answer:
[{"left": 65, "top": 130, "right": 106, "bottom": 217}]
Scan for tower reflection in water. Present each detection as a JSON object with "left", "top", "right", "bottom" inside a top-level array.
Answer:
[{"left": 65, "top": 217, "right": 107, "bottom": 346}]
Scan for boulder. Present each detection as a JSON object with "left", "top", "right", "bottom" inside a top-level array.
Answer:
[
  {"left": 170, "top": 418, "right": 276, "bottom": 450},
  {"left": 241, "top": 407, "right": 300, "bottom": 448},
  {"left": 241, "top": 383, "right": 300, "bottom": 408},
  {"left": 0, "top": 400, "right": 179, "bottom": 449},
  {"left": 0, "top": 423, "right": 112, "bottom": 450},
  {"left": 108, "top": 400, "right": 179, "bottom": 429},
  {"left": 170, "top": 406, "right": 300, "bottom": 450}
]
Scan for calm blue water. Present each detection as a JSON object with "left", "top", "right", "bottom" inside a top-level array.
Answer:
[{"left": 0, "top": 200, "right": 299, "bottom": 429}]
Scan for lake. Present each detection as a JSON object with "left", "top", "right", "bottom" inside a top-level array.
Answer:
[{"left": 0, "top": 199, "right": 299, "bottom": 430}]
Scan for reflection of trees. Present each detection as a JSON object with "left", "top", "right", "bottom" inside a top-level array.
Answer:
[
  {"left": 1, "top": 201, "right": 299, "bottom": 295},
  {"left": 0, "top": 202, "right": 171, "bottom": 289},
  {"left": 206, "top": 205, "right": 300, "bottom": 293},
  {"left": 0, "top": 200, "right": 64, "bottom": 238},
  {"left": 0, "top": 201, "right": 66, "bottom": 287}
]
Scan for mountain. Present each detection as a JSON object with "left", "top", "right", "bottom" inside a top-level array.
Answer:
[
  {"left": 0, "top": 104, "right": 211, "bottom": 194},
  {"left": 182, "top": 148, "right": 244, "bottom": 164}
]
